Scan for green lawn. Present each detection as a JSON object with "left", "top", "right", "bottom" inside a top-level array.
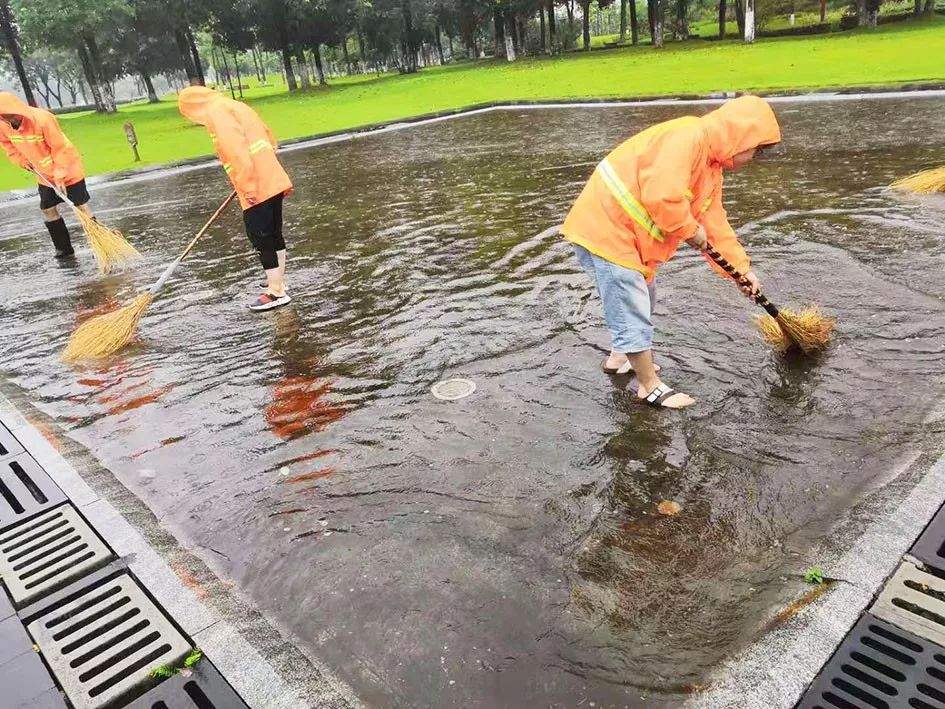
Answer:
[{"left": 3, "top": 15, "right": 943, "bottom": 191}]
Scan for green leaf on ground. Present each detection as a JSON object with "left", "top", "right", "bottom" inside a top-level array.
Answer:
[{"left": 804, "top": 566, "right": 825, "bottom": 584}]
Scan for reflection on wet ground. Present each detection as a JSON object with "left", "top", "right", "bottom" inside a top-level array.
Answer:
[{"left": 1, "top": 95, "right": 945, "bottom": 707}]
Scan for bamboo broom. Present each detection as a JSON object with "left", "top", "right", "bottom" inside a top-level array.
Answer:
[
  {"left": 890, "top": 165, "right": 945, "bottom": 195},
  {"left": 62, "top": 191, "right": 237, "bottom": 362},
  {"left": 700, "top": 243, "right": 834, "bottom": 354},
  {"left": 31, "top": 167, "right": 140, "bottom": 274}
]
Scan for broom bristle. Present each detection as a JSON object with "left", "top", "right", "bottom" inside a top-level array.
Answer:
[
  {"left": 755, "top": 306, "right": 835, "bottom": 355},
  {"left": 890, "top": 166, "right": 945, "bottom": 195},
  {"left": 76, "top": 211, "right": 141, "bottom": 274},
  {"left": 62, "top": 292, "right": 153, "bottom": 361}
]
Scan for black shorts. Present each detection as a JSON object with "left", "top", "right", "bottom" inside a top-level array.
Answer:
[
  {"left": 38, "top": 179, "right": 91, "bottom": 210},
  {"left": 243, "top": 193, "right": 286, "bottom": 253}
]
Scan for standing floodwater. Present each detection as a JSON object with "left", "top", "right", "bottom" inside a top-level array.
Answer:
[{"left": 1, "top": 95, "right": 944, "bottom": 707}]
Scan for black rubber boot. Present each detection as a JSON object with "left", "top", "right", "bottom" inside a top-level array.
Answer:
[{"left": 44, "top": 217, "right": 74, "bottom": 258}]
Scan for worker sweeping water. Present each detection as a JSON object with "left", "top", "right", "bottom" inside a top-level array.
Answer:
[
  {"left": 178, "top": 86, "right": 293, "bottom": 312},
  {"left": 0, "top": 92, "right": 96, "bottom": 260},
  {"left": 562, "top": 95, "right": 787, "bottom": 409}
]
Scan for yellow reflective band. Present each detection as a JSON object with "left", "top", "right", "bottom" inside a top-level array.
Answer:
[
  {"left": 38, "top": 156, "right": 53, "bottom": 166},
  {"left": 10, "top": 134, "right": 43, "bottom": 144},
  {"left": 209, "top": 132, "right": 218, "bottom": 143},
  {"left": 222, "top": 162, "right": 233, "bottom": 174},
  {"left": 700, "top": 197, "right": 712, "bottom": 215},
  {"left": 684, "top": 188, "right": 694, "bottom": 200},
  {"left": 596, "top": 158, "right": 663, "bottom": 242},
  {"left": 248, "top": 139, "right": 271, "bottom": 155}
]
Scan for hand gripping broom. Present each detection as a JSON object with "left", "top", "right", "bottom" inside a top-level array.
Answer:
[
  {"left": 31, "top": 167, "right": 140, "bottom": 274},
  {"left": 890, "top": 165, "right": 945, "bottom": 195},
  {"left": 62, "top": 191, "right": 237, "bottom": 362},
  {"left": 699, "top": 243, "right": 834, "bottom": 354}
]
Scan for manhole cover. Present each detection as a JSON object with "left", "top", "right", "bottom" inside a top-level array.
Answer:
[{"left": 431, "top": 378, "right": 476, "bottom": 401}]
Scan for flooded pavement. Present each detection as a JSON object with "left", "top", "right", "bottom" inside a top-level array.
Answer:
[{"left": 1, "top": 94, "right": 945, "bottom": 708}]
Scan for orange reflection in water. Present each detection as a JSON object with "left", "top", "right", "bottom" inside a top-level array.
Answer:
[{"left": 265, "top": 375, "right": 348, "bottom": 441}]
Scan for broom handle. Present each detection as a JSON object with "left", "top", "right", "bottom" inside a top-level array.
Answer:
[
  {"left": 700, "top": 243, "right": 781, "bottom": 318},
  {"left": 150, "top": 191, "right": 238, "bottom": 295},
  {"left": 29, "top": 166, "right": 80, "bottom": 210}
]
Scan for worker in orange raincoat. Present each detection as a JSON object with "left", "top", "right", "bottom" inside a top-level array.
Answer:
[
  {"left": 561, "top": 95, "right": 782, "bottom": 409},
  {"left": 178, "top": 86, "right": 294, "bottom": 312},
  {"left": 0, "top": 91, "right": 93, "bottom": 259}
]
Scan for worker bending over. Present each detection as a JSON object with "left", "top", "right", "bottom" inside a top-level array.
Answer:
[
  {"left": 178, "top": 87, "right": 294, "bottom": 312},
  {"left": 0, "top": 92, "right": 93, "bottom": 259},
  {"left": 561, "top": 95, "right": 782, "bottom": 408}
]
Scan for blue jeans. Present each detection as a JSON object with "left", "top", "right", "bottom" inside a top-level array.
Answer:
[{"left": 573, "top": 244, "right": 656, "bottom": 353}]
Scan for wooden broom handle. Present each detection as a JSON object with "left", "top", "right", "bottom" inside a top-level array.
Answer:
[
  {"left": 700, "top": 243, "right": 780, "bottom": 318},
  {"left": 179, "top": 191, "right": 238, "bottom": 261}
]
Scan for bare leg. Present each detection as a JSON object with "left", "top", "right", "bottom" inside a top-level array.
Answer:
[
  {"left": 265, "top": 267, "right": 286, "bottom": 297},
  {"left": 276, "top": 249, "right": 286, "bottom": 280},
  {"left": 628, "top": 350, "right": 694, "bottom": 409},
  {"left": 75, "top": 203, "right": 94, "bottom": 218},
  {"left": 41, "top": 205, "right": 61, "bottom": 223},
  {"left": 605, "top": 349, "right": 660, "bottom": 373}
]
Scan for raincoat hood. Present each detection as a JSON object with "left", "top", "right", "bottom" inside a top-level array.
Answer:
[
  {"left": 178, "top": 86, "right": 223, "bottom": 125},
  {"left": 700, "top": 96, "right": 781, "bottom": 167},
  {"left": 0, "top": 92, "right": 31, "bottom": 118}
]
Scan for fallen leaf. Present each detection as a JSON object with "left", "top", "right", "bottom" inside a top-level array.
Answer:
[{"left": 657, "top": 500, "right": 681, "bottom": 516}]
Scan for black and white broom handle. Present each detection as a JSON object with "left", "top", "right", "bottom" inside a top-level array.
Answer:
[{"left": 700, "top": 243, "right": 780, "bottom": 318}]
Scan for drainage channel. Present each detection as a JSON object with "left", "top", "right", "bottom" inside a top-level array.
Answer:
[
  {"left": 0, "top": 418, "right": 250, "bottom": 708},
  {"left": 797, "top": 498, "right": 945, "bottom": 708}
]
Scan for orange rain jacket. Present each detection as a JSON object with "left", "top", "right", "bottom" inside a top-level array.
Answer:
[
  {"left": 178, "top": 87, "right": 292, "bottom": 210},
  {"left": 561, "top": 95, "right": 782, "bottom": 281},
  {"left": 0, "top": 92, "right": 85, "bottom": 187}
]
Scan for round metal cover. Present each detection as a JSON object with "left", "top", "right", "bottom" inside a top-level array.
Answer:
[{"left": 431, "top": 378, "right": 476, "bottom": 401}]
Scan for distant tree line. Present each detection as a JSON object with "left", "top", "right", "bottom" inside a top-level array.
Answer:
[{"left": 0, "top": 0, "right": 934, "bottom": 112}]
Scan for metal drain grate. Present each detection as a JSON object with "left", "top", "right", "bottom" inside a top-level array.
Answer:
[
  {"left": 797, "top": 612, "right": 945, "bottom": 709},
  {"left": 912, "top": 502, "right": 945, "bottom": 576},
  {"left": 0, "top": 454, "right": 66, "bottom": 531},
  {"left": 128, "top": 659, "right": 248, "bottom": 708},
  {"left": 0, "top": 504, "right": 114, "bottom": 607},
  {"left": 0, "top": 423, "right": 24, "bottom": 462},
  {"left": 873, "top": 561, "right": 945, "bottom": 646},
  {"left": 25, "top": 569, "right": 191, "bottom": 709}
]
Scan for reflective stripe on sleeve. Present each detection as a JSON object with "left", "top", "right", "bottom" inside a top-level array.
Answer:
[{"left": 596, "top": 158, "right": 664, "bottom": 242}]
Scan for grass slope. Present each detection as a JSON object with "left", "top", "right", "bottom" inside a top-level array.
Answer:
[{"left": 1, "top": 16, "right": 943, "bottom": 191}]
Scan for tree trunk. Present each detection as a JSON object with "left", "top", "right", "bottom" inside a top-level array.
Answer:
[
  {"left": 141, "top": 70, "right": 158, "bottom": 102},
  {"left": 540, "top": 9, "right": 547, "bottom": 51},
  {"left": 186, "top": 29, "right": 205, "bottom": 84},
  {"left": 566, "top": 0, "right": 575, "bottom": 27},
  {"left": 233, "top": 52, "right": 243, "bottom": 98},
  {"left": 548, "top": 0, "right": 557, "bottom": 48},
  {"left": 175, "top": 29, "right": 200, "bottom": 85},
  {"left": 221, "top": 49, "right": 237, "bottom": 97},
  {"left": 821, "top": 0, "right": 827, "bottom": 21},
  {"left": 313, "top": 45, "right": 327, "bottom": 85},
  {"left": 341, "top": 38, "right": 353, "bottom": 74},
  {"left": 281, "top": 44, "right": 298, "bottom": 91},
  {"left": 856, "top": 0, "right": 867, "bottom": 25},
  {"left": 676, "top": 0, "right": 688, "bottom": 38},
  {"left": 743, "top": 0, "right": 755, "bottom": 41},
  {"left": 494, "top": 8, "right": 506, "bottom": 57},
  {"left": 719, "top": 0, "right": 727, "bottom": 37},
  {"left": 250, "top": 46, "right": 262, "bottom": 82},
  {"left": 401, "top": 0, "right": 419, "bottom": 72},
  {"left": 517, "top": 16, "right": 527, "bottom": 53},
  {"left": 734, "top": 0, "right": 745, "bottom": 35},
  {"left": 0, "top": 0, "right": 36, "bottom": 106},
  {"left": 581, "top": 1, "right": 591, "bottom": 48},
  {"left": 77, "top": 45, "right": 106, "bottom": 112},
  {"left": 923, "top": 0, "right": 934, "bottom": 14},
  {"left": 434, "top": 22, "right": 445, "bottom": 64},
  {"left": 630, "top": 0, "right": 639, "bottom": 43},
  {"left": 295, "top": 47, "right": 311, "bottom": 88},
  {"left": 86, "top": 36, "right": 116, "bottom": 112},
  {"left": 507, "top": 14, "right": 519, "bottom": 54},
  {"left": 619, "top": 0, "right": 628, "bottom": 40}
]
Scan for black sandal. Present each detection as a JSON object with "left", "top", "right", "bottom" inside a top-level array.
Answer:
[
  {"left": 602, "top": 359, "right": 634, "bottom": 375},
  {"left": 642, "top": 383, "right": 679, "bottom": 408}
]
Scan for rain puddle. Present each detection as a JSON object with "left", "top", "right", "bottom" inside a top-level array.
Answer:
[{"left": 1, "top": 94, "right": 945, "bottom": 707}]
